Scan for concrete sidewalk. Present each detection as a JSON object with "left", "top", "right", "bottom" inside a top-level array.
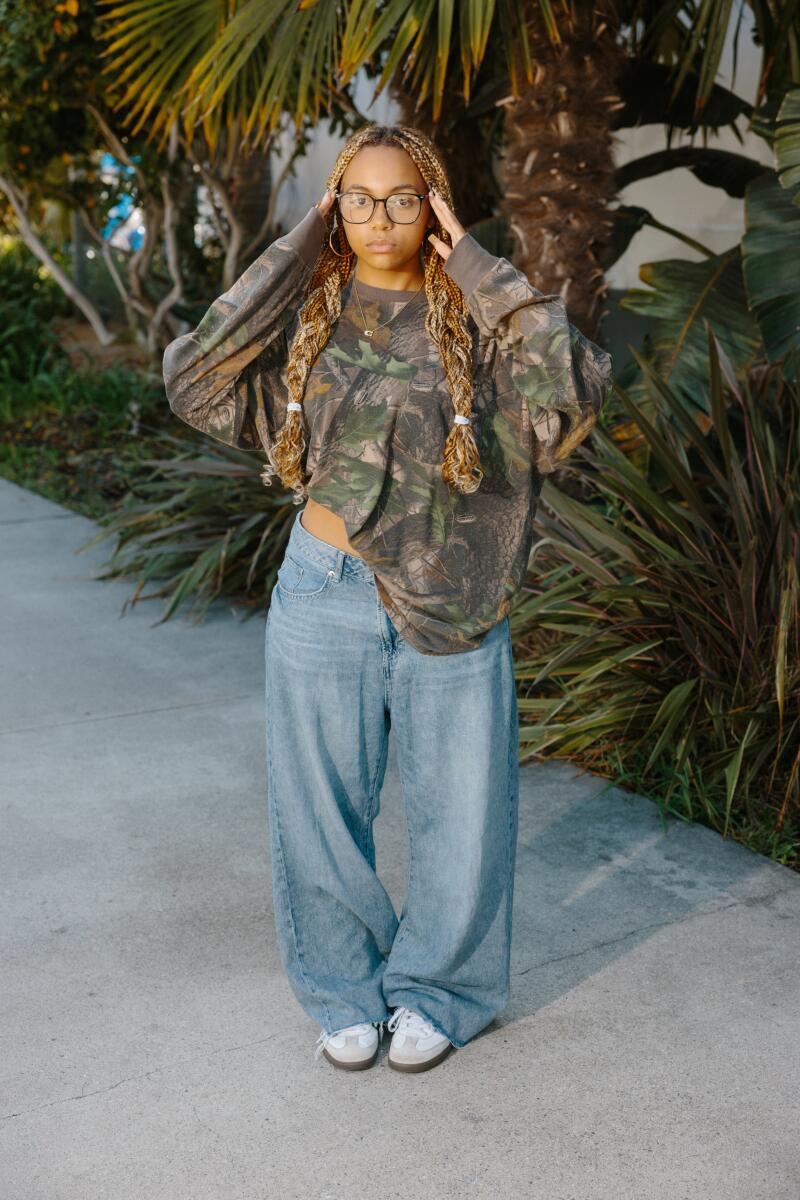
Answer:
[{"left": 1, "top": 475, "right": 798, "bottom": 1200}]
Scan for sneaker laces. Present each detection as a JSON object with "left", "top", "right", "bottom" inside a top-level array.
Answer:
[
  {"left": 386, "top": 1006, "right": 437, "bottom": 1038},
  {"left": 314, "top": 1020, "right": 385, "bottom": 1061}
]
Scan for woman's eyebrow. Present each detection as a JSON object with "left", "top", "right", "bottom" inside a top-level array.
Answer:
[{"left": 341, "top": 183, "right": 421, "bottom": 192}]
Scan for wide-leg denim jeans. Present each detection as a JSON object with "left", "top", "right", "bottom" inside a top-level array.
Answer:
[{"left": 264, "top": 505, "right": 519, "bottom": 1049}]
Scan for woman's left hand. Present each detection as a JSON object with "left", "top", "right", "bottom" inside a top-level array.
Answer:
[{"left": 426, "top": 188, "right": 467, "bottom": 261}]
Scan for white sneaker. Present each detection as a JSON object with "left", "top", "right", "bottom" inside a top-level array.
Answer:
[
  {"left": 386, "top": 1006, "right": 453, "bottom": 1072},
  {"left": 314, "top": 1020, "right": 383, "bottom": 1070}
]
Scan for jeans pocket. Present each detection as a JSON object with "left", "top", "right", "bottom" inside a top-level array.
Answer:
[{"left": 277, "top": 552, "right": 336, "bottom": 599}]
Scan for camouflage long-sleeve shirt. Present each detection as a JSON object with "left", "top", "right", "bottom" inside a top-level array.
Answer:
[{"left": 163, "top": 204, "right": 613, "bottom": 655}]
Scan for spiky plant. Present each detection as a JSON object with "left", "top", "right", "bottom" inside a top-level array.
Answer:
[{"left": 512, "top": 329, "right": 799, "bottom": 863}]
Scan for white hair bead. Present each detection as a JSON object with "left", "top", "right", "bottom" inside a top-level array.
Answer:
[
  {"left": 287, "top": 401, "right": 302, "bottom": 412},
  {"left": 453, "top": 414, "right": 471, "bottom": 425}
]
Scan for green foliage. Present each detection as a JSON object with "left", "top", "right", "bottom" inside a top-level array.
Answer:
[
  {"left": 77, "top": 438, "right": 297, "bottom": 623},
  {"left": 512, "top": 328, "right": 799, "bottom": 863},
  {"left": 0, "top": 235, "right": 168, "bottom": 516},
  {"left": 636, "top": 0, "right": 800, "bottom": 120},
  {"left": 620, "top": 100, "right": 800, "bottom": 404},
  {"left": 0, "top": 267, "right": 71, "bottom": 379},
  {"left": 620, "top": 247, "right": 763, "bottom": 401},
  {"left": 0, "top": 0, "right": 168, "bottom": 241},
  {"left": 0, "top": 0, "right": 97, "bottom": 189},
  {"left": 98, "top": 0, "right": 800, "bottom": 153},
  {"left": 95, "top": 0, "right": 534, "bottom": 152},
  {"left": 742, "top": 171, "right": 800, "bottom": 380},
  {"left": 615, "top": 146, "right": 768, "bottom": 197},
  {"left": 775, "top": 89, "right": 800, "bottom": 194},
  {"left": 0, "top": 236, "right": 73, "bottom": 318},
  {"left": 0, "top": 359, "right": 169, "bottom": 518},
  {"left": 0, "top": 237, "right": 73, "bottom": 378}
]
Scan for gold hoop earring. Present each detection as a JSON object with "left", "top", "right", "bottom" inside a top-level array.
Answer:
[{"left": 328, "top": 224, "right": 348, "bottom": 259}]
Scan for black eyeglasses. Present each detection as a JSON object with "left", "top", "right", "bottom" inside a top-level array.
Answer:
[{"left": 335, "top": 190, "right": 430, "bottom": 224}]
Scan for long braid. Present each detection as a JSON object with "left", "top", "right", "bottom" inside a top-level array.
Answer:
[{"left": 263, "top": 123, "right": 483, "bottom": 503}]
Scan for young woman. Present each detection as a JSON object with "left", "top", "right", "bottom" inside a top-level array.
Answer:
[{"left": 163, "top": 123, "right": 613, "bottom": 1074}]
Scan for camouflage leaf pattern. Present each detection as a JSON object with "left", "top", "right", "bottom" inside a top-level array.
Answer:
[{"left": 163, "top": 205, "right": 613, "bottom": 655}]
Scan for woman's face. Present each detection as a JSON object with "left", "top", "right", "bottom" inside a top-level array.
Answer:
[{"left": 336, "top": 145, "right": 434, "bottom": 276}]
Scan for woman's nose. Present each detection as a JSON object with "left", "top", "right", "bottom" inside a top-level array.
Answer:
[{"left": 370, "top": 199, "right": 394, "bottom": 226}]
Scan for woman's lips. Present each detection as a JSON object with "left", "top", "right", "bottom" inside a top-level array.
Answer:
[{"left": 367, "top": 241, "right": 395, "bottom": 251}]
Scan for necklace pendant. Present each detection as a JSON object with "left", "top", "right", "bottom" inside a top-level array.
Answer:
[{"left": 363, "top": 328, "right": 374, "bottom": 337}]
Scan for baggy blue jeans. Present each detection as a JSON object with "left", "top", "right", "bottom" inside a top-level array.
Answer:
[{"left": 264, "top": 505, "right": 519, "bottom": 1049}]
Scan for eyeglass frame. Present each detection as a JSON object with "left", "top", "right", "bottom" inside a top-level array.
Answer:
[{"left": 333, "top": 189, "right": 431, "bottom": 224}]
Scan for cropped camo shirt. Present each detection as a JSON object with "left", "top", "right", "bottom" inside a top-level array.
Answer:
[{"left": 162, "top": 204, "right": 613, "bottom": 655}]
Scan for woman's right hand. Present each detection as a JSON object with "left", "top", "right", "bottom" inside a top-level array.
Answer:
[{"left": 314, "top": 186, "right": 336, "bottom": 219}]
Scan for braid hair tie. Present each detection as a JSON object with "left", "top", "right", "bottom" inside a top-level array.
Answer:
[
  {"left": 453, "top": 414, "right": 471, "bottom": 425},
  {"left": 287, "top": 402, "right": 302, "bottom": 412}
]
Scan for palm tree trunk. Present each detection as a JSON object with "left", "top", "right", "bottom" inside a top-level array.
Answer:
[
  {"left": 232, "top": 146, "right": 273, "bottom": 256},
  {"left": 501, "top": 0, "right": 625, "bottom": 339}
]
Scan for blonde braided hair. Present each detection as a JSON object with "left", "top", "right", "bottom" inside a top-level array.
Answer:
[{"left": 260, "top": 123, "right": 483, "bottom": 504}]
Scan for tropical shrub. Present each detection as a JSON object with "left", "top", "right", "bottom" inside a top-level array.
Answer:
[
  {"left": 0, "top": 240, "right": 170, "bottom": 514},
  {"left": 0, "top": 360, "right": 166, "bottom": 516},
  {"left": 513, "top": 329, "right": 798, "bottom": 863},
  {"left": 0, "top": 236, "right": 72, "bottom": 381},
  {"left": 77, "top": 436, "right": 299, "bottom": 622}
]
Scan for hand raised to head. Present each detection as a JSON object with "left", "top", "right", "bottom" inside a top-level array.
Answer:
[
  {"left": 426, "top": 187, "right": 467, "bottom": 261},
  {"left": 315, "top": 186, "right": 336, "bottom": 219}
]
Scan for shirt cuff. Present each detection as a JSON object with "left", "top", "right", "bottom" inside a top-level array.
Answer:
[
  {"left": 280, "top": 204, "right": 328, "bottom": 268},
  {"left": 443, "top": 232, "right": 499, "bottom": 296}
]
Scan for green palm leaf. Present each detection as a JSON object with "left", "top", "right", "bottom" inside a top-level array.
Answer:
[
  {"left": 775, "top": 88, "right": 800, "bottom": 195},
  {"left": 742, "top": 170, "right": 800, "bottom": 379}
]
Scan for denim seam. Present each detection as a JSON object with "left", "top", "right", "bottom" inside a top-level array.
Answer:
[
  {"left": 289, "top": 545, "right": 333, "bottom": 570},
  {"left": 364, "top": 595, "right": 393, "bottom": 868},
  {"left": 383, "top": 640, "right": 392, "bottom": 717},
  {"left": 505, "top": 631, "right": 519, "bottom": 988},
  {"left": 388, "top": 735, "right": 415, "bottom": 953},
  {"left": 361, "top": 725, "right": 389, "bottom": 865},
  {"left": 265, "top": 619, "right": 333, "bottom": 1030},
  {"left": 375, "top": 588, "right": 394, "bottom": 719},
  {"left": 276, "top": 576, "right": 335, "bottom": 601}
]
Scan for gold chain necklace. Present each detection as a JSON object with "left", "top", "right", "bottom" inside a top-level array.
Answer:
[{"left": 351, "top": 276, "right": 425, "bottom": 338}]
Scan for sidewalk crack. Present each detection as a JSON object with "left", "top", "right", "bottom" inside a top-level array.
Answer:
[{"left": 0, "top": 1035, "right": 277, "bottom": 1123}]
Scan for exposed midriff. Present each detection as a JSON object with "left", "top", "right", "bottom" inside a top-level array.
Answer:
[{"left": 301, "top": 497, "right": 364, "bottom": 557}]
